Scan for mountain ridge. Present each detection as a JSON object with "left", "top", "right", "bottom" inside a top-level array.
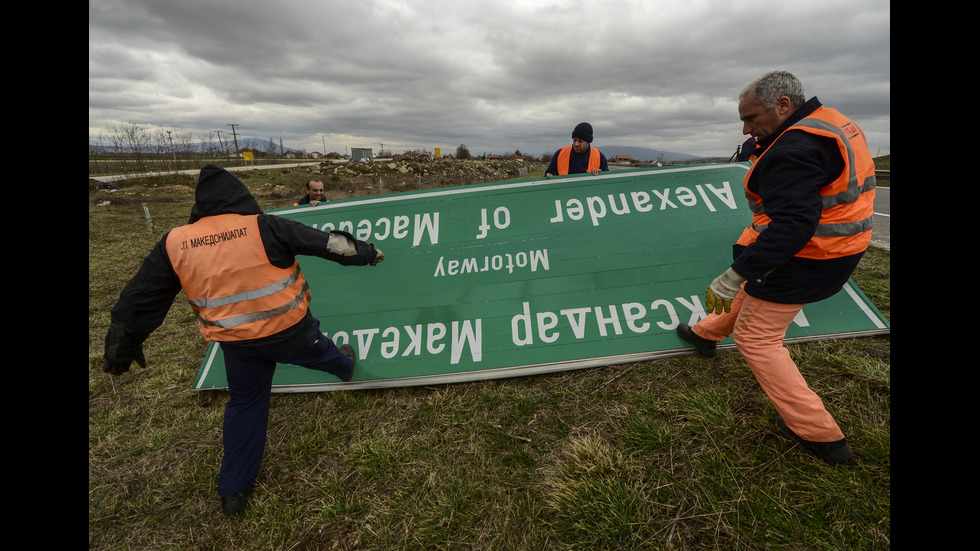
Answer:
[{"left": 593, "top": 145, "right": 705, "bottom": 162}]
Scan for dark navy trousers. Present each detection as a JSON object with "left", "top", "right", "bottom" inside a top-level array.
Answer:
[{"left": 216, "top": 318, "right": 353, "bottom": 497}]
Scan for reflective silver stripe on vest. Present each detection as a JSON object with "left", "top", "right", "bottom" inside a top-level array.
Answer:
[
  {"left": 746, "top": 191, "right": 765, "bottom": 214},
  {"left": 196, "top": 281, "right": 310, "bottom": 329},
  {"left": 188, "top": 265, "right": 301, "bottom": 309},
  {"left": 752, "top": 213, "right": 874, "bottom": 237},
  {"left": 812, "top": 214, "right": 874, "bottom": 237}
]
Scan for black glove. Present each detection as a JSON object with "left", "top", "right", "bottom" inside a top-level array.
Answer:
[
  {"left": 102, "top": 350, "right": 146, "bottom": 376},
  {"left": 102, "top": 322, "right": 148, "bottom": 376}
]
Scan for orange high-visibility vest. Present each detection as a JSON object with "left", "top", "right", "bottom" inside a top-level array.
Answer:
[
  {"left": 556, "top": 146, "right": 602, "bottom": 175},
  {"left": 736, "top": 107, "right": 876, "bottom": 259},
  {"left": 166, "top": 213, "right": 311, "bottom": 341}
]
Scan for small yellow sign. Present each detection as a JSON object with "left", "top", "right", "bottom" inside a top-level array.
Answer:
[{"left": 243, "top": 152, "right": 254, "bottom": 161}]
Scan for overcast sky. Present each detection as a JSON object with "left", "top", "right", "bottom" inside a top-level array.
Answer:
[{"left": 89, "top": 0, "right": 890, "bottom": 159}]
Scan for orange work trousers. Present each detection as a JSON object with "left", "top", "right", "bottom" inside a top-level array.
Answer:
[{"left": 692, "top": 283, "right": 845, "bottom": 442}]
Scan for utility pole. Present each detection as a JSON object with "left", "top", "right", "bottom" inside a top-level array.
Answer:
[
  {"left": 166, "top": 130, "right": 177, "bottom": 168},
  {"left": 227, "top": 124, "right": 240, "bottom": 160},
  {"left": 215, "top": 130, "right": 225, "bottom": 156}
]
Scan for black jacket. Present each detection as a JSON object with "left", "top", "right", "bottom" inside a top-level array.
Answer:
[
  {"left": 105, "top": 165, "right": 379, "bottom": 363},
  {"left": 731, "top": 98, "right": 864, "bottom": 304}
]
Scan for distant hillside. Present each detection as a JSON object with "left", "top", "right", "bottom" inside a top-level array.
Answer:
[{"left": 597, "top": 145, "right": 703, "bottom": 162}]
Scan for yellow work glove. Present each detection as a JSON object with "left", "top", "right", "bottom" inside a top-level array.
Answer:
[{"left": 705, "top": 268, "right": 745, "bottom": 315}]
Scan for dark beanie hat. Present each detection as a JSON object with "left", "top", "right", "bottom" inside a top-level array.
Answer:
[{"left": 572, "top": 122, "right": 593, "bottom": 143}]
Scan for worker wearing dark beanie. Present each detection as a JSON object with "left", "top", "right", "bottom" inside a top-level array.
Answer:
[
  {"left": 545, "top": 121, "right": 608, "bottom": 177},
  {"left": 572, "top": 122, "right": 594, "bottom": 143},
  {"left": 572, "top": 122, "right": 592, "bottom": 143}
]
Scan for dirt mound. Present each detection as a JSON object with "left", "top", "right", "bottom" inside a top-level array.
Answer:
[{"left": 313, "top": 157, "right": 541, "bottom": 184}]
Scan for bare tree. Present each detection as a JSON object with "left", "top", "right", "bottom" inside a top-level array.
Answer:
[
  {"left": 104, "top": 123, "right": 130, "bottom": 172},
  {"left": 119, "top": 121, "right": 152, "bottom": 173},
  {"left": 152, "top": 128, "right": 172, "bottom": 169},
  {"left": 199, "top": 131, "right": 220, "bottom": 164},
  {"left": 171, "top": 125, "right": 194, "bottom": 170},
  {"left": 90, "top": 131, "right": 108, "bottom": 174}
]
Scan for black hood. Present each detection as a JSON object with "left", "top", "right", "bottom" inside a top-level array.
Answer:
[{"left": 188, "top": 164, "right": 263, "bottom": 223}]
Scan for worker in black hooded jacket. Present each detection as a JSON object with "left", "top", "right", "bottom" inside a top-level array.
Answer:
[{"left": 101, "top": 164, "right": 384, "bottom": 516}]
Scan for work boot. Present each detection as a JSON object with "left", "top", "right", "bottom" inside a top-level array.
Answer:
[
  {"left": 221, "top": 485, "right": 253, "bottom": 516},
  {"left": 773, "top": 416, "right": 853, "bottom": 464},
  {"left": 339, "top": 344, "right": 356, "bottom": 382},
  {"left": 676, "top": 323, "right": 717, "bottom": 358}
]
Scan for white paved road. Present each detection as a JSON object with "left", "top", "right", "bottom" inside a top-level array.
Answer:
[
  {"left": 89, "top": 162, "right": 323, "bottom": 183},
  {"left": 871, "top": 186, "right": 890, "bottom": 250}
]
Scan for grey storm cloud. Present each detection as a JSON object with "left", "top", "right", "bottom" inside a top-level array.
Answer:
[{"left": 89, "top": 0, "right": 889, "bottom": 158}]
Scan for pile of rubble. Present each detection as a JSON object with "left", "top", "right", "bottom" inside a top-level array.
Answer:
[{"left": 311, "top": 157, "right": 542, "bottom": 184}]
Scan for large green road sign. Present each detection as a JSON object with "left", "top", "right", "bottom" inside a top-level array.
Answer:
[{"left": 193, "top": 163, "right": 889, "bottom": 392}]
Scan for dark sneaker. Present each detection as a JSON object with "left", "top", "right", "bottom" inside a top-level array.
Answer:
[
  {"left": 773, "top": 416, "right": 853, "bottom": 464},
  {"left": 676, "top": 323, "right": 717, "bottom": 358},
  {"left": 221, "top": 485, "right": 253, "bottom": 516},
  {"left": 339, "top": 344, "right": 355, "bottom": 364},
  {"left": 339, "top": 344, "right": 356, "bottom": 382}
]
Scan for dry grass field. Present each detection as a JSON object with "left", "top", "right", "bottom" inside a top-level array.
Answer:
[{"left": 89, "top": 162, "right": 890, "bottom": 550}]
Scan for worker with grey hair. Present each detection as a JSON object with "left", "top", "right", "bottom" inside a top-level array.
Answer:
[{"left": 676, "top": 71, "right": 876, "bottom": 464}]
